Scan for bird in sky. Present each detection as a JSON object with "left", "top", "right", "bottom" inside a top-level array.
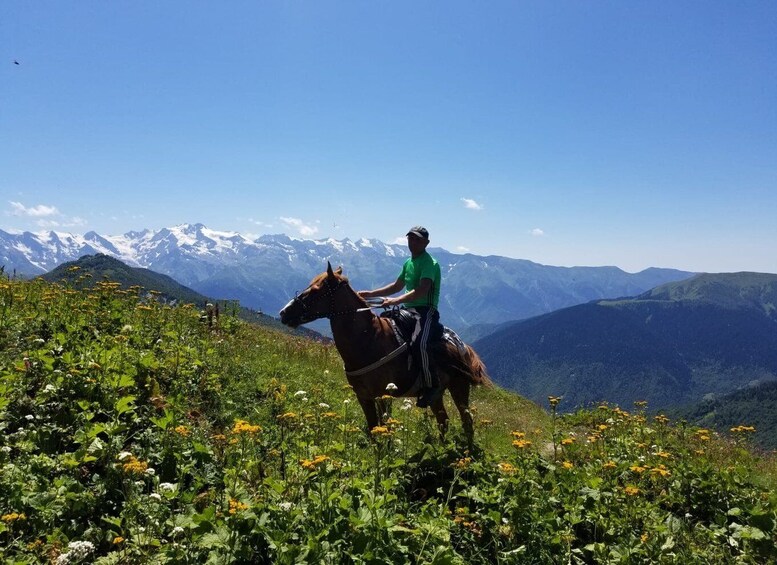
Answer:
[{"left": 13, "top": 60, "right": 20, "bottom": 65}]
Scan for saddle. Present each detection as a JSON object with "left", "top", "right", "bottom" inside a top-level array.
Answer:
[{"left": 380, "top": 308, "right": 468, "bottom": 357}]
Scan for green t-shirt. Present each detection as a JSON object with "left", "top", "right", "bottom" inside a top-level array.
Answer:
[{"left": 399, "top": 251, "right": 441, "bottom": 309}]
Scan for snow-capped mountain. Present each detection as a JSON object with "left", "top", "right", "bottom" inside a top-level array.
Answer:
[{"left": 0, "top": 223, "right": 694, "bottom": 331}]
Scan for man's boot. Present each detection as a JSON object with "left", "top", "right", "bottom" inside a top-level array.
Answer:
[{"left": 416, "top": 372, "right": 441, "bottom": 408}]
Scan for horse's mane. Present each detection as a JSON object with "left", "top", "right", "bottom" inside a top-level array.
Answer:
[{"left": 309, "top": 269, "right": 369, "bottom": 307}]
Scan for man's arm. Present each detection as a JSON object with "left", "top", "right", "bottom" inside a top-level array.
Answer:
[
  {"left": 358, "top": 276, "right": 405, "bottom": 300},
  {"left": 381, "top": 277, "right": 432, "bottom": 307}
]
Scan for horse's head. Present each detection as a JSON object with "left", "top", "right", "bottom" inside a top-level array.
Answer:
[{"left": 279, "top": 262, "right": 353, "bottom": 328}]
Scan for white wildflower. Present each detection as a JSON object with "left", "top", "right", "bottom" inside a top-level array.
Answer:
[
  {"left": 294, "top": 390, "right": 307, "bottom": 397},
  {"left": 385, "top": 383, "right": 398, "bottom": 392},
  {"left": 60, "top": 541, "right": 94, "bottom": 563},
  {"left": 44, "top": 384, "right": 56, "bottom": 393},
  {"left": 149, "top": 493, "right": 162, "bottom": 501},
  {"left": 279, "top": 501, "right": 293, "bottom": 512},
  {"left": 34, "top": 338, "right": 45, "bottom": 344},
  {"left": 159, "top": 482, "right": 176, "bottom": 493},
  {"left": 25, "top": 414, "right": 34, "bottom": 421},
  {"left": 145, "top": 467, "right": 156, "bottom": 476},
  {"left": 401, "top": 399, "right": 413, "bottom": 411},
  {"left": 118, "top": 451, "right": 132, "bottom": 461},
  {"left": 318, "top": 403, "right": 330, "bottom": 409},
  {"left": 171, "top": 526, "right": 185, "bottom": 537},
  {"left": 1, "top": 446, "right": 10, "bottom": 453},
  {"left": 343, "top": 399, "right": 351, "bottom": 404}
]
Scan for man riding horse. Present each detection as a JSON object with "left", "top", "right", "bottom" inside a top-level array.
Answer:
[{"left": 358, "top": 226, "right": 443, "bottom": 408}]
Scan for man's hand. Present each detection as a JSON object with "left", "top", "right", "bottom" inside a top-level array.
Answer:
[{"left": 381, "top": 297, "right": 400, "bottom": 307}]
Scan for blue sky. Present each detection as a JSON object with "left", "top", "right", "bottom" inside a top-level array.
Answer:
[{"left": 2, "top": 1, "right": 775, "bottom": 273}]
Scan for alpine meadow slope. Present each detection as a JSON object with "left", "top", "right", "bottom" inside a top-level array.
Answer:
[{"left": 476, "top": 272, "right": 777, "bottom": 412}]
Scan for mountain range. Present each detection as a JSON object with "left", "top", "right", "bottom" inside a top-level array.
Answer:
[
  {"left": 475, "top": 272, "right": 777, "bottom": 411},
  {"left": 0, "top": 223, "right": 694, "bottom": 332}
]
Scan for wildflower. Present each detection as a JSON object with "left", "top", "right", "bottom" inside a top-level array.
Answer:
[
  {"left": 379, "top": 394, "right": 394, "bottom": 400},
  {"left": 629, "top": 465, "right": 648, "bottom": 474},
  {"left": 211, "top": 434, "right": 227, "bottom": 442},
  {"left": 56, "top": 541, "right": 95, "bottom": 564},
  {"left": 113, "top": 536, "right": 125, "bottom": 544},
  {"left": 121, "top": 455, "right": 148, "bottom": 475},
  {"left": 385, "top": 417, "right": 401, "bottom": 426},
  {"left": 602, "top": 461, "right": 617, "bottom": 470},
  {"left": 159, "top": 482, "right": 176, "bottom": 493},
  {"left": 510, "top": 431, "right": 526, "bottom": 439},
  {"left": 561, "top": 461, "right": 574, "bottom": 469},
  {"left": 149, "top": 493, "right": 162, "bottom": 501},
  {"left": 548, "top": 396, "right": 561, "bottom": 408},
  {"left": 498, "top": 462, "right": 517, "bottom": 474},
  {"left": 25, "top": 414, "right": 34, "bottom": 421},
  {"left": 453, "top": 457, "right": 472, "bottom": 469},
  {"left": 634, "top": 400, "right": 648, "bottom": 408},
  {"left": 277, "top": 412, "right": 298, "bottom": 422},
  {"left": 641, "top": 532, "right": 649, "bottom": 543},
  {"left": 174, "top": 425, "right": 190, "bottom": 437},
  {"left": 401, "top": 399, "right": 413, "bottom": 411},
  {"left": 598, "top": 424, "right": 608, "bottom": 431},
  {"left": 322, "top": 411, "right": 340, "bottom": 419},
  {"left": 651, "top": 464, "right": 671, "bottom": 477},
  {"left": 43, "top": 384, "right": 56, "bottom": 393},
  {"left": 145, "top": 467, "right": 155, "bottom": 476},
  {"left": 279, "top": 502, "right": 293, "bottom": 512},
  {"left": 656, "top": 451, "right": 671, "bottom": 459},
  {"left": 232, "top": 419, "right": 262, "bottom": 435},
  {"left": 478, "top": 419, "right": 494, "bottom": 426},
  {"left": 512, "top": 439, "right": 532, "bottom": 449},
  {"left": 171, "top": 526, "right": 185, "bottom": 536},
  {"left": 623, "top": 485, "right": 640, "bottom": 496},
  {"left": 318, "top": 402, "right": 330, "bottom": 409},
  {"left": 228, "top": 498, "right": 249, "bottom": 514},
  {"left": 654, "top": 414, "right": 670, "bottom": 424},
  {"left": 370, "top": 426, "right": 390, "bottom": 436},
  {"left": 385, "top": 383, "right": 399, "bottom": 392},
  {"left": 1, "top": 512, "right": 27, "bottom": 522},
  {"left": 561, "top": 438, "right": 574, "bottom": 445},
  {"left": 294, "top": 390, "right": 307, "bottom": 397},
  {"left": 300, "top": 454, "right": 330, "bottom": 470},
  {"left": 730, "top": 425, "right": 756, "bottom": 433}
]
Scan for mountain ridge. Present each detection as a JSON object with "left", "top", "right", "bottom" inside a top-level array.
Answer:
[
  {"left": 1, "top": 223, "right": 696, "bottom": 331},
  {"left": 476, "top": 272, "right": 777, "bottom": 411}
]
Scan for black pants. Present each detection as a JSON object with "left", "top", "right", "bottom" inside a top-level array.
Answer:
[{"left": 407, "top": 306, "right": 443, "bottom": 388}]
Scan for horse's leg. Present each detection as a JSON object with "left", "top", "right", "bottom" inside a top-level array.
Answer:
[
  {"left": 357, "top": 397, "right": 380, "bottom": 431},
  {"left": 448, "top": 378, "right": 474, "bottom": 449},
  {"left": 430, "top": 393, "right": 449, "bottom": 439}
]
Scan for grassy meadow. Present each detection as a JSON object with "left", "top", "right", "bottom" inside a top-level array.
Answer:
[{"left": 1, "top": 273, "right": 775, "bottom": 563}]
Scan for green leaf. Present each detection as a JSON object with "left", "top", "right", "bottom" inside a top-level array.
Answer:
[{"left": 115, "top": 395, "right": 136, "bottom": 415}]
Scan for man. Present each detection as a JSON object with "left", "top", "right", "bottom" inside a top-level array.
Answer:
[{"left": 358, "top": 226, "right": 443, "bottom": 408}]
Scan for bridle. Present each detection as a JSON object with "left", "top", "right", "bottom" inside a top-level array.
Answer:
[{"left": 289, "top": 277, "right": 374, "bottom": 324}]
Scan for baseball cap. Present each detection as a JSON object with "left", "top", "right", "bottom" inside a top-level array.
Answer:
[{"left": 406, "top": 226, "right": 429, "bottom": 239}]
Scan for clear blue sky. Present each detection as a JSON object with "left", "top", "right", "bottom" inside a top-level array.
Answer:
[{"left": 2, "top": 1, "right": 775, "bottom": 273}]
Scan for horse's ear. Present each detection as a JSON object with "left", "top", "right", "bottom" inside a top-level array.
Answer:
[
  {"left": 335, "top": 266, "right": 342, "bottom": 275},
  {"left": 326, "top": 261, "right": 335, "bottom": 278}
]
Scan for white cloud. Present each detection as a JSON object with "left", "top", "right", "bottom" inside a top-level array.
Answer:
[
  {"left": 530, "top": 228, "right": 545, "bottom": 237},
  {"left": 280, "top": 216, "right": 319, "bottom": 237},
  {"left": 9, "top": 201, "right": 59, "bottom": 217},
  {"left": 456, "top": 246, "right": 470, "bottom": 253},
  {"left": 461, "top": 198, "right": 483, "bottom": 211},
  {"left": 392, "top": 236, "right": 407, "bottom": 245}
]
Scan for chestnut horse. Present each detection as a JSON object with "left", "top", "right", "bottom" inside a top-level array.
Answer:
[{"left": 279, "top": 263, "right": 490, "bottom": 443}]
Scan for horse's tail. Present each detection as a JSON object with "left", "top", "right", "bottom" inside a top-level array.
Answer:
[{"left": 441, "top": 342, "right": 491, "bottom": 386}]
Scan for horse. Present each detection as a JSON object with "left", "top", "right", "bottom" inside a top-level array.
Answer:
[{"left": 279, "top": 262, "right": 490, "bottom": 444}]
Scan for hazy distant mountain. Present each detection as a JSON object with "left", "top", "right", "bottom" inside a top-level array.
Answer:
[
  {"left": 475, "top": 272, "right": 777, "bottom": 411},
  {"left": 1, "top": 223, "right": 694, "bottom": 331},
  {"left": 41, "top": 254, "right": 323, "bottom": 339}
]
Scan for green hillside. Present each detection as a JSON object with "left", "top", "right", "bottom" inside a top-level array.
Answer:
[
  {"left": 1, "top": 277, "right": 776, "bottom": 563},
  {"left": 477, "top": 273, "right": 777, "bottom": 412},
  {"left": 672, "top": 381, "right": 777, "bottom": 451},
  {"left": 41, "top": 254, "right": 321, "bottom": 340}
]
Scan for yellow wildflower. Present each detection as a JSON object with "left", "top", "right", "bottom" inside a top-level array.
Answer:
[
  {"left": 623, "top": 485, "right": 640, "bottom": 496},
  {"left": 228, "top": 498, "right": 249, "bottom": 514},
  {"left": 174, "top": 425, "right": 190, "bottom": 437},
  {"left": 561, "top": 461, "right": 574, "bottom": 469},
  {"left": 113, "top": 536, "right": 125, "bottom": 544},
  {"left": 277, "top": 412, "right": 298, "bottom": 422},
  {"left": 651, "top": 464, "right": 671, "bottom": 477},
  {"left": 1, "top": 512, "right": 26, "bottom": 522},
  {"left": 512, "top": 439, "right": 532, "bottom": 449},
  {"left": 232, "top": 420, "right": 261, "bottom": 435},
  {"left": 561, "top": 438, "right": 574, "bottom": 445},
  {"left": 510, "top": 431, "right": 526, "bottom": 439},
  {"left": 121, "top": 455, "right": 148, "bottom": 475},
  {"left": 602, "top": 461, "right": 617, "bottom": 470},
  {"left": 370, "top": 426, "right": 390, "bottom": 436},
  {"left": 300, "top": 455, "right": 330, "bottom": 470},
  {"left": 498, "top": 462, "right": 517, "bottom": 474},
  {"left": 453, "top": 457, "right": 472, "bottom": 469},
  {"left": 629, "top": 465, "right": 648, "bottom": 474},
  {"left": 548, "top": 396, "right": 561, "bottom": 408}
]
